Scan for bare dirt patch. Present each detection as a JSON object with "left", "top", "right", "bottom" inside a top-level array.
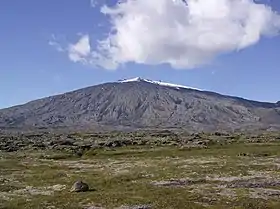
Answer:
[{"left": 151, "top": 178, "right": 206, "bottom": 187}]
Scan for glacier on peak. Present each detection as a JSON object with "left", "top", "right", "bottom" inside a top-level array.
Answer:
[{"left": 118, "top": 77, "right": 201, "bottom": 90}]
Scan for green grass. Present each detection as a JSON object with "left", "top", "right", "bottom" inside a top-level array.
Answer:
[{"left": 1, "top": 142, "right": 280, "bottom": 209}]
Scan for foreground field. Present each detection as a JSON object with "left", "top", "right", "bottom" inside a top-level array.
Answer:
[{"left": 1, "top": 137, "right": 280, "bottom": 209}]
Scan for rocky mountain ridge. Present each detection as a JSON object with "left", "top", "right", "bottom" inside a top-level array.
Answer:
[{"left": 0, "top": 77, "right": 280, "bottom": 132}]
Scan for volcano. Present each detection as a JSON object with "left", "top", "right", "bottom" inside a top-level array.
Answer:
[{"left": 1, "top": 77, "right": 280, "bottom": 132}]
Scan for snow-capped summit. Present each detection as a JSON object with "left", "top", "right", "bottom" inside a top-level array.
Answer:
[
  {"left": 118, "top": 77, "right": 201, "bottom": 90},
  {"left": 118, "top": 77, "right": 143, "bottom": 83}
]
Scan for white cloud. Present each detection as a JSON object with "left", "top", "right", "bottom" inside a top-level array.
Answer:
[
  {"left": 54, "top": 0, "right": 280, "bottom": 70},
  {"left": 48, "top": 34, "right": 65, "bottom": 52},
  {"left": 68, "top": 35, "right": 91, "bottom": 64},
  {"left": 90, "top": 0, "right": 98, "bottom": 8}
]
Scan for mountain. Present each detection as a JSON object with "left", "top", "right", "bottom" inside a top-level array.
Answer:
[{"left": 1, "top": 77, "right": 280, "bottom": 132}]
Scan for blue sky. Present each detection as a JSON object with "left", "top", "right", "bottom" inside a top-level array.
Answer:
[{"left": 1, "top": 0, "right": 280, "bottom": 109}]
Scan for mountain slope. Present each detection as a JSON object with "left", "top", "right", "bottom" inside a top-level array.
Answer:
[{"left": 1, "top": 78, "right": 280, "bottom": 132}]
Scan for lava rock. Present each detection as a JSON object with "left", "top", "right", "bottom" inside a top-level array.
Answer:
[{"left": 70, "top": 180, "right": 89, "bottom": 192}]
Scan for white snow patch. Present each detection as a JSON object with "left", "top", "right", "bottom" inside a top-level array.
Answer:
[
  {"left": 118, "top": 77, "right": 201, "bottom": 90},
  {"left": 118, "top": 77, "right": 143, "bottom": 83}
]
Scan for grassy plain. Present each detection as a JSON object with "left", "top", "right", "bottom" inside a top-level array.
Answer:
[{"left": 1, "top": 133, "right": 280, "bottom": 209}]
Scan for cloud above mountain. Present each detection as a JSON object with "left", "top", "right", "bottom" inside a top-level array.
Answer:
[{"left": 52, "top": 0, "right": 280, "bottom": 70}]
